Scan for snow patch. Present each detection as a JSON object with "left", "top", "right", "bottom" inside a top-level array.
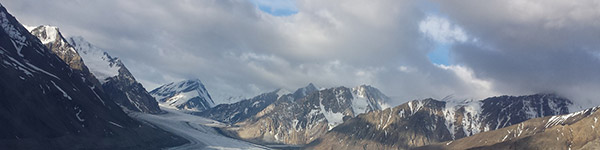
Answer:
[
  {"left": 319, "top": 104, "right": 345, "bottom": 130},
  {"left": 25, "top": 62, "right": 59, "bottom": 79},
  {"left": 441, "top": 99, "right": 483, "bottom": 139},
  {"left": 0, "top": 12, "right": 27, "bottom": 57},
  {"left": 545, "top": 107, "right": 598, "bottom": 128},
  {"left": 36, "top": 25, "right": 58, "bottom": 44},
  {"left": 108, "top": 121, "right": 124, "bottom": 128},
  {"left": 75, "top": 107, "right": 84, "bottom": 122},
  {"left": 50, "top": 80, "right": 72, "bottom": 100}
]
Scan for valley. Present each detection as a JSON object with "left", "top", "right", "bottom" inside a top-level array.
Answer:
[{"left": 1, "top": 1, "right": 599, "bottom": 150}]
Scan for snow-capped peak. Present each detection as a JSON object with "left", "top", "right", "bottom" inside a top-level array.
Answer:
[
  {"left": 150, "top": 79, "right": 215, "bottom": 112},
  {"left": 67, "top": 36, "right": 121, "bottom": 83},
  {"left": 351, "top": 85, "right": 391, "bottom": 114},
  {"left": 30, "top": 25, "right": 59, "bottom": 44},
  {"left": 29, "top": 25, "right": 79, "bottom": 56}
]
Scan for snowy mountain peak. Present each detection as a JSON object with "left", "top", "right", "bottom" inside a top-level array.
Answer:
[
  {"left": 61, "top": 35, "right": 161, "bottom": 113},
  {"left": 351, "top": 85, "right": 391, "bottom": 114},
  {"left": 150, "top": 79, "right": 215, "bottom": 112},
  {"left": 29, "top": 25, "right": 60, "bottom": 44},
  {"left": 29, "top": 25, "right": 85, "bottom": 71},
  {"left": 67, "top": 36, "right": 121, "bottom": 83}
]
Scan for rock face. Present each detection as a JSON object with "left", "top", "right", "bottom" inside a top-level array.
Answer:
[
  {"left": 29, "top": 25, "right": 85, "bottom": 70},
  {"left": 150, "top": 79, "right": 215, "bottom": 112},
  {"left": 67, "top": 36, "right": 161, "bottom": 114},
  {"left": 197, "top": 83, "right": 318, "bottom": 124},
  {"left": 195, "top": 89, "right": 285, "bottom": 124},
  {"left": 418, "top": 106, "right": 600, "bottom": 150},
  {"left": 0, "top": 4, "right": 186, "bottom": 149},
  {"left": 224, "top": 85, "right": 390, "bottom": 145},
  {"left": 306, "top": 94, "right": 572, "bottom": 150}
]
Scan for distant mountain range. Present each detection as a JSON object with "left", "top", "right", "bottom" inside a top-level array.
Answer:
[{"left": 306, "top": 94, "right": 572, "bottom": 149}]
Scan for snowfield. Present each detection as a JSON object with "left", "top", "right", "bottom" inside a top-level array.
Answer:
[{"left": 130, "top": 107, "right": 269, "bottom": 150}]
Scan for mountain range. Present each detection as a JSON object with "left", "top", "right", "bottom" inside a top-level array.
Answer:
[
  {"left": 2, "top": 2, "right": 600, "bottom": 149},
  {"left": 306, "top": 94, "right": 572, "bottom": 149}
]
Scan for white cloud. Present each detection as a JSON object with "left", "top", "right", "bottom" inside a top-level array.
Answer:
[
  {"left": 435, "top": 0, "right": 600, "bottom": 106},
  {"left": 419, "top": 15, "right": 468, "bottom": 44},
  {"left": 435, "top": 64, "right": 497, "bottom": 99}
]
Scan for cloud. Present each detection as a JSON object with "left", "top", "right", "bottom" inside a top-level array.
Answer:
[
  {"left": 419, "top": 15, "right": 468, "bottom": 44},
  {"left": 434, "top": 0, "right": 600, "bottom": 108},
  {"left": 5, "top": 0, "right": 597, "bottom": 108}
]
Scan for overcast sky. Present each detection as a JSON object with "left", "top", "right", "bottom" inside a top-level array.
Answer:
[{"left": 3, "top": 0, "right": 599, "bottom": 106}]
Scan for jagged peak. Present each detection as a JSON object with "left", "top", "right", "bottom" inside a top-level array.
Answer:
[
  {"left": 291, "top": 83, "right": 318, "bottom": 98},
  {"left": 150, "top": 79, "right": 215, "bottom": 111},
  {"left": 306, "top": 83, "right": 317, "bottom": 89},
  {"left": 352, "top": 84, "right": 385, "bottom": 95},
  {"left": 29, "top": 25, "right": 62, "bottom": 44}
]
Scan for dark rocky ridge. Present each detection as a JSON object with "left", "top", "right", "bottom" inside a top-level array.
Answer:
[{"left": 0, "top": 4, "right": 186, "bottom": 149}]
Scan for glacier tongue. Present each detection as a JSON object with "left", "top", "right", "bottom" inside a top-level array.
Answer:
[{"left": 131, "top": 107, "right": 268, "bottom": 150}]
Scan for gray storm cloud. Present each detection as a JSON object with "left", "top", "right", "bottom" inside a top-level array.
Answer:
[
  {"left": 3, "top": 0, "right": 597, "bottom": 107},
  {"left": 434, "top": 0, "right": 600, "bottom": 107}
]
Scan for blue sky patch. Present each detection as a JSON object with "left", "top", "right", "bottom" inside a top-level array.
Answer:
[{"left": 250, "top": 0, "right": 298, "bottom": 16}]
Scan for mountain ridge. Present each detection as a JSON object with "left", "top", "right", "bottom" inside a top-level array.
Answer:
[
  {"left": 215, "top": 84, "right": 390, "bottom": 145},
  {"left": 306, "top": 93, "right": 572, "bottom": 149},
  {"left": 0, "top": 4, "right": 186, "bottom": 149}
]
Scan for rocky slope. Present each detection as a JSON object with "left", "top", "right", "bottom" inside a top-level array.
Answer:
[
  {"left": 150, "top": 79, "right": 215, "bottom": 112},
  {"left": 28, "top": 25, "right": 86, "bottom": 71},
  {"left": 0, "top": 4, "right": 186, "bottom": 149},
  {"left": 306, "top": 93, "right": 572, "bottom": 149},
  {"left": 196, "top": 83, "right": 318, "bottom": 124},
  {"left": 222, "top": 85, "right": 390, "bottom": 145},
  {"left": 66, "top": 36, "right": 161, "bottom": 114},
  {"left": 417, "top": 106, "right": 600, "bottom": 150}
]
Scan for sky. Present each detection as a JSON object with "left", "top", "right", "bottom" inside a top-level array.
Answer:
[{"left": 2, "top": 0, "right": 599, "bottom": 107}]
